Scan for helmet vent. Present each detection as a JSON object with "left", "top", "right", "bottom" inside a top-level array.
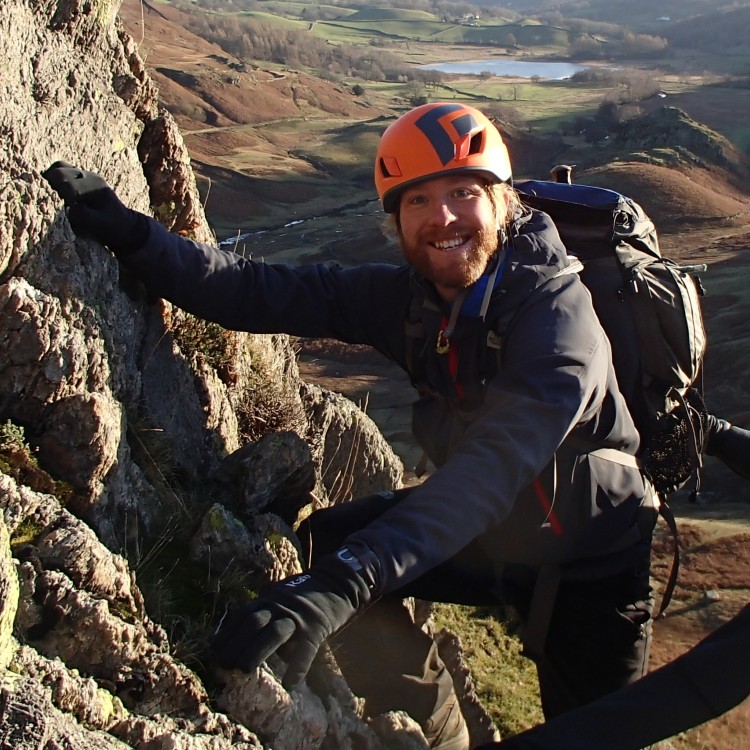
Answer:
[
  {"left": 468, "top": 131, "right": 484, "bottom": 155},
  {"left": 379, "top": 156, "right": 402, "bottom": 178}
]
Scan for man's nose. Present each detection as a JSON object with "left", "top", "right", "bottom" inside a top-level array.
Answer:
[{"left": 427, "top": 200, "right": 457, "bottom": 225}]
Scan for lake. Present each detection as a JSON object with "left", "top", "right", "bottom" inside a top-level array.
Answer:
[{"left": 419, "top": 59, "right": 587, "bottom": 80}]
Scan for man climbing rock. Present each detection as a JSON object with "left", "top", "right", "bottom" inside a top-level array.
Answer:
[{"left": 44, "top": 103, "right": 659, "bottom": 749}]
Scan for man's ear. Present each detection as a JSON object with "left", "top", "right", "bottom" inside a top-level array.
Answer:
[{"left": 495, "top": 188, "right": 511, "bottom": 230}]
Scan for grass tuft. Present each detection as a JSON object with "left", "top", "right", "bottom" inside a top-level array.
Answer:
[
  {"left": 0, "top": 419, "right": 74, "bottom": 504},
  {"left": 433, "top": 603, "right": 544, "bottom": 739}
]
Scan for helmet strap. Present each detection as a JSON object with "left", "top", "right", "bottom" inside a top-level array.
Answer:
[{"left": 459, "top": 235, "right": 512, "bottom": 320}]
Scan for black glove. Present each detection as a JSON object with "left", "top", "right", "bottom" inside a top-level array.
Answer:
[
  {"left": 212, "top": 549, "right": 374, "bottom": 689},
  {"left": 42, "top": 161, "right": 150, "bottom": 255},
  {"left": 705, "top": 414, "right": 750, "bottom": 481}
]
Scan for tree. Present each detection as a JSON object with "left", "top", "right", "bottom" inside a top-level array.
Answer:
[
  {"left": 596, "top": 99, "right": 621, "bottom": 128},
  {"left": 403, "top": 79, "right": 427, "bottom": 106},
  {"left": 418, "top": 69, "right": 445, "bottom": 89}
]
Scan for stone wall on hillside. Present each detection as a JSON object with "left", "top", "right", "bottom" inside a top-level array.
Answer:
[{"left": 0, "top": 1, "right": 418, "bottom": 748}]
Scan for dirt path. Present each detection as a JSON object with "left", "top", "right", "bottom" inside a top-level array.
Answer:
[{"left": 650, "top": 509, "right": 750, "bottom": 749}]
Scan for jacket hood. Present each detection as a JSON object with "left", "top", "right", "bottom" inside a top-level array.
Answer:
[
  {"left": 457, "top": 206, "right": 571, "bottom": 321},
  {"left": 492, "top": 206, "right": 571, "bottom": 314}
]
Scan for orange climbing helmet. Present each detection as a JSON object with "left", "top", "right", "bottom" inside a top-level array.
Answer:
[{"left": 374, "top": 102, "right": 512, "bottom": 213}]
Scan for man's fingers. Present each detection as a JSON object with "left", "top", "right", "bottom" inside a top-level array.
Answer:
[
  {"left": 236, "top": 617, "right": 297, "bottom": 671},
  {"left": 212, "top": 607, "right": 272, "bottom": 667},
  {"left": 215, "top": 606, "right": 272, "bottom": 640},
  {"left": 42, "top": 164, "right": 110, "bottom": 206},
  {"left": 42, "top": 161, "right": 78, "bottom": 184},
  {"left": 213, "top": 608, "right": 296, "bottom": 673},
  {"left": 44, "top": 161, "right": 77, "bottom": 172},
  {"left": 280, "top": 638, "right": 323, "bottom": 690},
  {"left": 43, "top": 165, "right": 83, "bottom": 204}
]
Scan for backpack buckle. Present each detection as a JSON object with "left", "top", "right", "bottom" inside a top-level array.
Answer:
[
  {"left": 436, "top": 329, "right": 450, "bottom": 354},
  {"left": 487, "top": 330, "right": 503, "bottom": 350}
]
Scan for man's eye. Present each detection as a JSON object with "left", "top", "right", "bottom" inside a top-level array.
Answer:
[{"left": 454, "top": 186, "right": 481, "bottom": 199}]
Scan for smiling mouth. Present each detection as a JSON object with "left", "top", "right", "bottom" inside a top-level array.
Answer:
[{"left": 432, "top": 235, "right": 470, "bottom": 250}]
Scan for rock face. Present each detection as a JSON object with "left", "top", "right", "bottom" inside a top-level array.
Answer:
[{"left": 0, "top": 1, "right": 424, "bottom": 747}]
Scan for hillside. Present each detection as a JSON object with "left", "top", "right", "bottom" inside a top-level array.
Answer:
[
  {"left": 118, "top": 0, "right": 393, "bottom": 237},
  {"left": 665, "top": 5, "right": 750, "bottom": 53},
  {"left": 505, "top": 0, "right": 750, "bottom": 50},
  {"left": 118, "top": 1, "right": 750, "bottom": 237}
]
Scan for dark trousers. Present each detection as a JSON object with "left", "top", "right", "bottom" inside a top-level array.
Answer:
[
  {"left": 490, "top": 603, "right": 750, "bottom": 749},
  {"left": 298, "top": 488, "right": 654, "bottom": 722}
]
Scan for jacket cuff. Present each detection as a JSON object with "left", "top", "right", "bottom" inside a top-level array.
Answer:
[{"left": 334, "top": 544, "right": 382, "bottom": 594}]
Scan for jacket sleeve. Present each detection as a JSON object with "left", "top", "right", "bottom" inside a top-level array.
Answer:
[
  {"left": 344, "top": 274, "right": 634, "bottom": 595},
  {"left": 118, "top": 217, "right": 406, "bottom": 345}
]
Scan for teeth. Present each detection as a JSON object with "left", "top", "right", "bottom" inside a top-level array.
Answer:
[{"left": 434, "top": 237, "right": 465, "bottom": 250}]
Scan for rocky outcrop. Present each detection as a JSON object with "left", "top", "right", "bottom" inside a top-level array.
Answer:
[
  {"left": 0, "top": 0, "right": 416, "bottom": 747},
  {"left": 614, "top": 106, "right": 749, "bottom": 177}
]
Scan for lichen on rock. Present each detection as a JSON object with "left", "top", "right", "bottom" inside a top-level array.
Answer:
[{"left": 0, "top": 0, "right": 405, "bottom": 746}]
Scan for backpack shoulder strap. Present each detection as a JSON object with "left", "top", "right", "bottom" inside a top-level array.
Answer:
[
  {"left": 404, "top": 290, "right": 425, "bottom": 384},
  {"left": 404, "top": 273, "right": 442, "bottom": 392}
]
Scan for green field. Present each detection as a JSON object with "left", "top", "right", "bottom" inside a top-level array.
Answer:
[
  {"left": 237, "top": 10, "right": 308, "bottom": 28},
  {"left": 305, "top": 14, "right": 576, "bottom": 49}
]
